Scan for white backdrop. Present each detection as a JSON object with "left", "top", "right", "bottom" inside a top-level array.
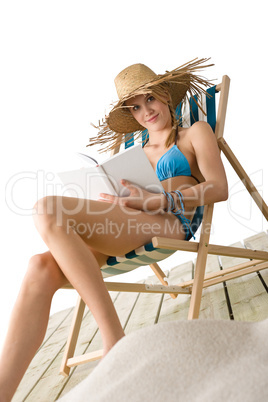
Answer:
[{"left": 1, "top": 0, "right": 267, "bottom": 351}]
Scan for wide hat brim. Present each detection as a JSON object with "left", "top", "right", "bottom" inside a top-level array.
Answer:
[
  {"left": 88, "top": 58, "right": 213, "bottom": 152},
  {"left": 106, "top": 58, "right": 213, "bottom": 134}
]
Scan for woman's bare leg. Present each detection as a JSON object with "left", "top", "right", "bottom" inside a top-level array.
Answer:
[
  {"left": 0, "top": 252, "right": 68, "bottom": 402},
  {"left": 0, "top": 195, "right": 183, "bottom": 401},
  {"left": 31, "top": 196, "right": 183, "bottom": 350},
  {"left": 0, "top": 244, "right": 110, "bottom": 402},
  {"left": 32, "top": 197, "right": 130, "bottom": 357}
]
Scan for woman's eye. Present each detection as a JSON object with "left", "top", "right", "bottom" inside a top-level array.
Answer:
[
  {"left": 147, "top": 96, "right": 155, "bottom": 102},
  {"left": 133, "top": 105, "right": 139, "bottom": 112}
]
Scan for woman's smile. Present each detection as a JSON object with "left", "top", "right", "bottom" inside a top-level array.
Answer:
[{"left": 146, "top": 114, "right": 159, "bottom": 123}]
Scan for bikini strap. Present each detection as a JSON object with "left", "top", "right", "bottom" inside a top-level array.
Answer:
[{"left": 191, "top": 174, "right": 201, "bottom": 184}]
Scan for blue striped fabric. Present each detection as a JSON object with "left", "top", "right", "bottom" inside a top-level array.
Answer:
[
  {"left": 125, "top": 130, "right": 149, "bottom": 149},
  {"left": 189, "top": 95, "right": 199, "bottom": 126},
  {"left": 175, "top": 86, "right": 217, "bottom": 131},
  {"left": 101, "top": 205, "right": 204, "bottom": 278},
  {"left": 101, "top": 244, "right": 175, "bottom": 278},
  {"left": 124, "top": 132, "right": 135, "bottom": 149},
  {"left": 206, "top": 86, "right": 217, "bottom": 132}
]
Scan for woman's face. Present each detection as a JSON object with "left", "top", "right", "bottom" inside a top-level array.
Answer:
[{"left": 125, "top": 94, "right": 172, "bottom": 132}]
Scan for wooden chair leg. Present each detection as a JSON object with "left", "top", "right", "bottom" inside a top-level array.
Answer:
[
  {"left": 188, "top": 204, "right": 214, "bottom": 319},
  {"left": 149, "top": 262, "right": 177, "bottom": 299},
  {"left": 60, "top": 296, "right": 86, "bottom": 376},
  {"left": 218, "top": 137, "right": 268, "bottom": 220}
]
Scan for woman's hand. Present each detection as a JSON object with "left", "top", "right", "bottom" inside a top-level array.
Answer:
[{"left": 99, "top": 179, "right": 165, "bottom": 213}]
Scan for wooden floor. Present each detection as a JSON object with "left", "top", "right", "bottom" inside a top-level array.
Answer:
[{"left": 13, "top": 231, "right": 268, "bottom": 402}]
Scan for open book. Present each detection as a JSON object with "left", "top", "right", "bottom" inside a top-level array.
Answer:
[{"left": 57, "top": 145, "right": 163, "bottom": 200}]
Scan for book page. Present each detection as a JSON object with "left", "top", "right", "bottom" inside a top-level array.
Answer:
[
  {"left": 76, "top": 152, "right": 98, "bottom": 166},
  {"left": 57, "top": 165, "right": 117, "bottom": 200},
  {"left": 101, "top": 145, "right": 163, "bottom": 197}
]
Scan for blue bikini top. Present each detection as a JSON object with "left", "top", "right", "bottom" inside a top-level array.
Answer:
[
  {"left": 144, "top": 127, "right": 200, "bottom": 183},
  {"left": 156, "top": 144, "right": 192, "bottom": 182}
]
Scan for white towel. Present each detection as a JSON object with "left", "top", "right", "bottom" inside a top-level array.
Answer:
[{"left": 60, "top": 319, "right": 268, "bottom": 402}]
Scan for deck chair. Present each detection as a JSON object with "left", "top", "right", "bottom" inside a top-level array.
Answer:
[{"left": 60, "top": 76, "right": 268, "bottom": 376}]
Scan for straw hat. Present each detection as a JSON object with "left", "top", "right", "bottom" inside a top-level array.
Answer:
[
  {"left": 107, "top": 58, "right": 213, "bottom": 134},
  {"left": 89, "top": 58, "right": 213, "bottom": 151}
]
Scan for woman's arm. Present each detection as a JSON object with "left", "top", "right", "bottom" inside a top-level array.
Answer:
[
  {"left": 101, "top": 122, "right": 228, "bottom": 211},
  {"left": 179, "top": 121, "right": 228, "bottom": 207},
  {"left": 100, "top": 180, "right": 167, "bottom": 213}
]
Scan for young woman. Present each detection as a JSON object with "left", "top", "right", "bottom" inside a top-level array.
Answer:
[{"left": 0, "top": 58, "right": 228, "bottom": 401}]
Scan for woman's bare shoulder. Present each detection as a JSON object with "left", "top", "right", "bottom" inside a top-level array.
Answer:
[
  {"left": 178, "top": 121, "right": 212, "bottom": 135},
  {"left": 188, "top": 120, "right": 213, "bottom": 133},
  {"left": 187, "top": 121, "right": 216, "bottom": 144},
  {"left": 177, "top": 122, "right": 214, "bottom": 149}
]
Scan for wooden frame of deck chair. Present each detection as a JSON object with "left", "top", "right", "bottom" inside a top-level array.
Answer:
[
  {"left": 60, "top": 75, "right": 268, "bottom": 376},
  {"left": 151, "top": 75, "right": 268, "bottom": 319}
]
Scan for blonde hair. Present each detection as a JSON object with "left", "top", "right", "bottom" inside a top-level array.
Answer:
[{"left": 166, "top": 101, "right": 178, "bottom": 147}]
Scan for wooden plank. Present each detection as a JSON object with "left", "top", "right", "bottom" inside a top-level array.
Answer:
[
  {"left": 105, "top": 281, "right": 190, "bottom": 294},
  {"left": 149, "top": 262, "right": 177, "bottom": 298},
  {"left": 152, "top": 237, "right": 268, "bottom": 260},
  {"left": 201, "top": 262, "right": 268, "bottom": 287},
  {"left": 67, "top": 349, "right": 103, "bottom": 367},
  {"left": 22, "top": 291, "right": 118, "bottom": 401},
  {"left": 24, "top": 346, "right": 72, "bottom": 402},
  {"left": 188, "top": 204, "right": 214, "bottom": 319},
  {"left": 178, "top": 260, "right": 267, "bottom": 288},
  {"left": 38, "top": 308, "right": 74, "bottom": 351},
  {"left": 243, "top": 232, "right": 268, "bottom": 291},
  {"left": 158, "top": 261, "right": 193, "bottom": 322},
  {"left": 196, "top": 254, "right": 229, "bottom": 320},
  {"left": 218, "top": 138, "right": 268, "bottom": 220},
  {"left": 26, "top": 293, "right": 118, "bottom": 402},
  {"left": 214, "top": 75, "right": 230, "bottom": 140},
  {"left": 13, "top": 307, "right": 75, "bottom": 402},
  {"left": 14, "top": 233, "right": 268, "bottom": 401},
  {"left": 220, "top": 241, "right": 268, "bottom": 322},
  {"left": 64, "top": 271, "right": 172, "bottom": 368},
  {"left": 60, "top": 297, "right": 86, "bottom": 376},
  {"left": 124, "top": 271, "right": 168, "bottom": 334},
  {"left": 206, "top": 244, "right": 268, "bottom": 260},
  {"left": 244, "top": 231, "right": 268, "bottom": 251},
  {"left": 63, "top": 272, "right": 187, "bottom": 370}
]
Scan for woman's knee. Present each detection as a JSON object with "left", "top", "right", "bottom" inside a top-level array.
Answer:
[
  {"left": 33, "top": 196, "right": 85, "bottom": 238},
  {"left": 32, "top": 196, "right": 67, "bottom": 240},
  {"left": 24, "top": 252, "right": 67, "bottom": 293},
  {"left": 33, "top": 196, "right": 57, "bottom": 233}
]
